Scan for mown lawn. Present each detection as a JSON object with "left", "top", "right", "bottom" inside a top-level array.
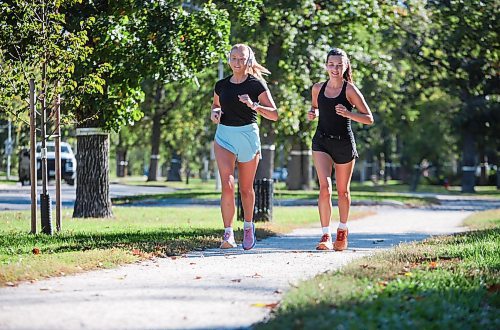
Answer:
[
  {"left": 110, "top": 177, "right": 498, "bottom": 208},
  {"left": 111, "top": 176, "right": 500, "bottom": 197},
  {"left": 0, "top": 206, "right": 372, "bottom": 286},
  {"left": 256, "top": 209, "right": 500, "bottom": 329}
]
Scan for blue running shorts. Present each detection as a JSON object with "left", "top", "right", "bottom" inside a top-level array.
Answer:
[{"left": 215, "top": 123, "right": 261, "bottom": 162}]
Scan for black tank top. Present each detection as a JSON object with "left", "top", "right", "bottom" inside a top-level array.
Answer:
[{"left": 317, "top": 80, "right": 353, "bottom": 136}]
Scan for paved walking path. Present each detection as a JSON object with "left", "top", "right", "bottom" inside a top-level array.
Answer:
[{"left": 0, "top": 207, "right": 470, "bottom": 330}]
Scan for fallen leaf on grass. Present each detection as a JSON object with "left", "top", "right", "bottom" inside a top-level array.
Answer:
[
  {"left": 360, "top": 264, "right": 376, "bottom": 270},
  {"left": 487, "top": 284, "right": 500, "bottom": 293},
  {"left": 378, "top": 281, "right": 388, "bottom": 287},
  {"left": 251, "top": 302, "right": 279, "bottom": 309},
  {"left": 32, "top": 248, "right": 41, "bottom": 255},
  {"left": 429, "top": 261, "right": 438, "bottom": 269}
]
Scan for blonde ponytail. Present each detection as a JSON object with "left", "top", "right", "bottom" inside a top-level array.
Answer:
[
  {"left": 247, "top": 61, "right": 271, "bottom": 81},
  {"left": 230, "top": 44, "right": 271, "bottom": 81}
]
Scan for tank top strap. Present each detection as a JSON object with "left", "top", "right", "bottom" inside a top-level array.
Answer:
[
  {"left": 340, "top": 80, "right": 348, "bottom": 96},
  {"left": 319, "top": 80, "right": 328, "bottom": 97}
]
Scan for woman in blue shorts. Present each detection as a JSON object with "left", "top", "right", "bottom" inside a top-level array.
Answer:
[
  {"left": 211, "top": 43, "right": 278, "bottom": 250},
  {"left": 308, "top": 48, "right": 374, "bottom": 251}
]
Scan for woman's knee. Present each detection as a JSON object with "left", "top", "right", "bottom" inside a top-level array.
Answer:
[
  {"left": 337, "top": 190, "right": 351, "bottom": 201},
  {"left": 318, "top": 180, "right": 333, "bottom": 197},
  {"left": 239, "top": 186, "right": 254, "bottom": 199},
  {"left": 221, "top": 175, "right": 235, "bottom": 193}
]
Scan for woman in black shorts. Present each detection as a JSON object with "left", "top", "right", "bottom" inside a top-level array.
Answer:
[{"left": 308, "top": 48, "right": 374, "bottom": 251}]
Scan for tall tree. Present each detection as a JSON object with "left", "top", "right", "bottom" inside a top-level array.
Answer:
[
  {"left": 395, "top": 0, "right": 499, "bottom": 192},
  {"left": 63, "top": 1, "right": 231, "bottom": 217},
  {"left": 227, "top": 1, "right": 403, "bottom": 188},
  {"left": 0, "top": 0, "right": 92, "bottom": 135}
]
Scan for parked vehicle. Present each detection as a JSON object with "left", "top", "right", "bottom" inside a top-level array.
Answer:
[
  {"left": 272, "top": 167, "right": 288, "bottom": 182},
  {"left": 18, "top": 142, "right": 77, "bottom": 186}
]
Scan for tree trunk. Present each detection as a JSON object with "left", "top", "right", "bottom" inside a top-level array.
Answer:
[
  {"left": 73, "top": 134, "right": 112, "bottom": 218},
  {"left": 286, "top": 140, "right": 311, "bottom": 190},
  {"left": 461, "top": 130, "right": 476, "bottom": 193},
  {"left": 147, "top": 84, "right": 164, "bottom": 181},
  {"left": 496, "top": 167, "right": 500, "bottom": 189},
  {"left": 167, "top": 152, "right": 182, "bottom": 181},
  {"left": 116, "top": 148, "right": 127, "bottom": 177},
  {"left": 479, "top": 153, "right": 488, "bottom": 186},
  {"left": 254, "top": 38, "right": 282, "bottom": 181},
  {"left": 410, "top": 164, "right": 421, "bottom": 192},
  {"left": 256, "top": 119, "right": 275, "bottom": 180},
  {"left": 116, "top": 130, "right": 127, "bottom": 177}
]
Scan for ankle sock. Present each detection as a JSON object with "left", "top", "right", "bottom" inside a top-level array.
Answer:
[
  {"left": 224, "top": 227, "right": 233, "bottom": 235},
  {"left": 338, "top": 222, "right": 347, "bottom": 230},
  {"left": 243, "top": 221, "right": 253, "bottom": 229},
  {"left": 322, "top": 226, "right": 331, "bottom": 235}
]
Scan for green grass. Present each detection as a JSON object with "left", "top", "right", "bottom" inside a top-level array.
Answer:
[
  {"left": 0, "top": 206, "right": 372, "bottom": 286},
  {"left": 110, "top": 177, "right": 498, "bottom": 207},
  {"left": 256, "top": 209, "right": 500, "bottom": 329},
  {"left": 113, "top": 176, "right": 500, "bottom": 196},
  {"left": 463, "top": 209, "right": 500, "bottom": 230},
  {"left": 110, "top": 180, "right": 439, "bottom": 207},
  {"left": 0, "top": 178, "right": 18, "bottom": 185},
  {"left": 349, "top": 181, "right": 500, "bottom": 197}
]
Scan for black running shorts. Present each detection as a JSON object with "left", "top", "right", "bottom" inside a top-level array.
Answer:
[{"left": 311, "top": 131, "right": 359, "bottom": 164}]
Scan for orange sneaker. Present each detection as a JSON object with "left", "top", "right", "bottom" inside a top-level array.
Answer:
[
  {"left": 333, "top": 228, "right": 348, "bottom": 251},
  {"left": 316, "top": 233, "right": 333, "bottom": 250}
]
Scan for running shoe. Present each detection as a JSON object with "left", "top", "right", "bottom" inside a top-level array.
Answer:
[
  {"left": 333, "top": 228, "right": 349, "bottom": 251},
  {"left": 220, "top": 232, "right": 237, "bottom": 249},
  {"left": 316, "top": 233, "right": 333, "bottom": 250},
  {"left": 242, "top": 222, "right": 256, "bottom": 250}
]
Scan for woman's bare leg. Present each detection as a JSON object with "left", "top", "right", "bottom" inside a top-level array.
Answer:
[
  {"left": 313, "top": 151, "right": 334, "bottom": 227},
  {"left": 334, "top": 160, "right": 355, "bottom": 224},
  {"left": 214, "top": 142, "right": 237, "bottom": 228},
  {"left": 237, "top": 154, "right": 260, "bottom": 221}
]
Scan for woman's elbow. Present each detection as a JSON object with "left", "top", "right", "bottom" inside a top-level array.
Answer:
[{"left": 269, "top": 109, "right": 279, "bottom": 121}]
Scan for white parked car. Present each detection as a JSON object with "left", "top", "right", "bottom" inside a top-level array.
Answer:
[{"left": 18, "top": 142, "right": 77, "bottom": 186}]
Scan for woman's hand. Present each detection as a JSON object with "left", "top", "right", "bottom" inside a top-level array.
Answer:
[
  {"left": 308, "top": 108, "right": 318, "bottom": 121},
  {"left": 335, "top": 104, "right": 351, "bottom": 118},
  {"left": 238, "top": 94, "right": 254, "bottom": 109},
  {"left": 211, "top": 108, "right": 222, "bottom": 124}
]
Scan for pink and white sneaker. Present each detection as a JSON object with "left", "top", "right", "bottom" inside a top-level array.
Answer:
[
  {"left": 242, "top": 222, "right": 256, "bottom": 250},
  {"left": 220, "top": 232, "right": 237, "bottom": 249}
]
